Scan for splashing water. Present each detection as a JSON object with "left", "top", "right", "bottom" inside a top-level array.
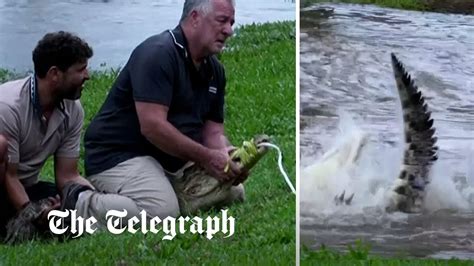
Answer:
[
  {"left": 300, "top": 113, "right": 474, "bottom": 258},
  {"left": 301, "top": 112, "right": 474, "bottom": 214}
]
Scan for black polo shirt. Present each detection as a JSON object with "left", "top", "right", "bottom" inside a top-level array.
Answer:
[{"left": 84, "top": 26, "right": 226, "bottom": 176}]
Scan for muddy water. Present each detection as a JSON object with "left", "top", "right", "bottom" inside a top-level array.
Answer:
[{"left": 300, "top": 3, "right": 474, "bottom": 259}]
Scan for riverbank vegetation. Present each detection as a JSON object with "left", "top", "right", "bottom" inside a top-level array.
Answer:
[
  {"left": 301, "top": 243, "right": 474, "bottom": 265},
  {"left": 301, "top": 0, "right": 474, "bottom": 14},
  {"left": 0, "top": 21, "right": 296, "bottom": 264}
]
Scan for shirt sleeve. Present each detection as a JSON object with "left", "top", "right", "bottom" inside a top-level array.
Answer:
[
  {"left": 129, "top": 41, "right": 176, "bottom": 106},
  {"left": 55, "top": 101, "right": 83, "bottom": 158},
  {"left": 0, "top": 102, "right": 20, "bottom": 164}
]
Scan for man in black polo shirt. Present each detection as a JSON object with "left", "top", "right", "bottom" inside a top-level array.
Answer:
[{"left": 65, "top": 0, "right": 244, "bottom": 222}]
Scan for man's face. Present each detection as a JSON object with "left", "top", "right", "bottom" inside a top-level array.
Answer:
[
  {"left": 57, "top": 61, "right": 90, "bottom": 100},
  {"left": 197, "top": 0, "right": 235, "bottom": 55}
]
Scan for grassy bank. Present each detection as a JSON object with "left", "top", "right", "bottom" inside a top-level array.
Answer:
[
  {"left": 301, "top": 0, "right": 474, "bottom": 14},
  {"left": 301, "top": 243, "right": 474, "bottom": 265},
  {"left": 0, "top": 21, "right": 296, "bottom": 265}
]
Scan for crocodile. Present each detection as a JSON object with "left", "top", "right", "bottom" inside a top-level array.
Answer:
[
  {"left": 171, "top": 134, "right": 271, "bottom": 215},
  {"left": 319, "top": 53, "right": 438, "bottom": 213}
]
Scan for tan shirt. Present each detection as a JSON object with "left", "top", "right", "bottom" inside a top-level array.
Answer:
[{"left": 0, "top": 76, "right": 84, "bottom": 187}]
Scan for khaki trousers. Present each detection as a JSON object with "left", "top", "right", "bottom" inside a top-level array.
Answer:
[
  {"left": 76, "top": 156, "right": 244, "bottom": 227},
  {"left": 76, "top": 156, "right": 180, "bottom": 226}
]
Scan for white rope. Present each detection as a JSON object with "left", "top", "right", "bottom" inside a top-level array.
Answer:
[{"left": 257, "top": 143, "right": 296, "bottom": 194}]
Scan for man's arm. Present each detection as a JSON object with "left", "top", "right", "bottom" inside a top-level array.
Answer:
[
  {"left": 201, "top": 120, "right": 231, "bottom": 150},
  {"left": 4, "top": 163, "right": 29, "bottom": 210},
  {"left": 0, "top": 104, "right": 22, "bottom": 197},
  {"left": 54, "top": 157, "right": 93, "bottom": 190},
  {"left": 53, "top": 100, "right": 92, "bottom": 190},
  {"left": 0, "top": 134, "right": 7, "bottom": 184},
  {"left": 136, "top": 101, "right": 240, "bottom": 180}
]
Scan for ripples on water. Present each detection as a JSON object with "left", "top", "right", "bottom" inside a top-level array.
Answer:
[
  {"left": 300, "top": 3, "right": 474, "bottom": 259},
  {"left": 0, "top": 0, "right": 295, "bottom": 70}
]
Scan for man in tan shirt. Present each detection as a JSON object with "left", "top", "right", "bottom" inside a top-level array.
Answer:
[{"left": 0, "top": 31, "right": 93, "bottom": 241}]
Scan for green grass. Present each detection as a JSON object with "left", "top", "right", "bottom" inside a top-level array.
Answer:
[
  {"left": 301, "top": 242, "right": 474, "bottom": 265},
  {"left": 0, "top": 21, "right": 296, "bottom": 265},
  {"left": 0, "top": 69, "right": 20, "bottom": 84}
]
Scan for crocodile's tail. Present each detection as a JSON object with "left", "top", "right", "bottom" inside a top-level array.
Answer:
[{"left": 386, "top": 53, "right": 438, "bottom": 213}]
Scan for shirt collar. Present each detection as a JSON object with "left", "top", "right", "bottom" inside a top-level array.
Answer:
[
  {"left": 168, "top": 25, "right": 213, "bottom": 82},
  {"left": 169, "top": 25, "right": 189, "bottom": 59}
]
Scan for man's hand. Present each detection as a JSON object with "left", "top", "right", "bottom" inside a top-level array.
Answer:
[
  {"left": 202, "top": 149, "right": 242, "bottom": 182},
  {"left": 222, "top": 146, "right": 250, "bottom": 185}
]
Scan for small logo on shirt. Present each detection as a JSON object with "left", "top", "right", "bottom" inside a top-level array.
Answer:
[{"left": 208, "top": 86, "right": 217, "bottom": 94}]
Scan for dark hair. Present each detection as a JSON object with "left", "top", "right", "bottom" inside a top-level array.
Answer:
[{"left": 32, "top": 31, "right": 93, "bottom": 78}]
